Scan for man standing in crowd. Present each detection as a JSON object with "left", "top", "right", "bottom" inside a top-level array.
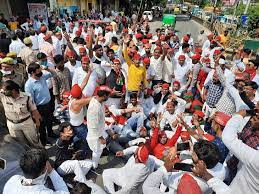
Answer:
[
  {"left": 25, "top": 62, "right": 57, "bottom": 146},
  {"left": 87, "top": 86, "right": 111, "bottom": 169}
]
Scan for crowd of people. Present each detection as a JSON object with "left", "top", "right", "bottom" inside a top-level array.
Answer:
[{"left": 0, "top": 10, "right": 258, "bottom": 194}]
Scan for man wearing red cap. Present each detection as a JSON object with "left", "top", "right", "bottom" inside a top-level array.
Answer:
[
  {"left": 143, "top": 57, "right": 155, "bottom": 84},
  {"left": 150, "top": 46, "right": 166, "bottom": 87},
  {"left": 39, "top": 32, "right": 56, "bottom": 66},
  {"left": 103, "top": 145, "right": 159, "bottom": 194},
  {"left": 140, "top": 43, "right": 152, "bottom": 58},
  {"left": 87, "top": 86, "right": 111, "bottom": 169},
  {"left": 123, "top": 36, "right": 148, "bottom": 99},
  {"left": 160, "top": 95, "right": 187, "bottom": 131},
  {"left": 202, "top": 33, "right": 214, "bottom": 51},
  {"left": 153, "top": 83, "right": 171, "bottom": 115},
  {"left": 143, "top": 145, "right": 231, "bottom": 194},
  {"left": 72, "top": 56, "right": 98, "bottom": 97},
  {"left": 64, "top": 50, "right": 81, "bottom": 78},
  {"left": 163, "top": 47, "right": 175, "bottom": 84},
  {"left": 189, "top": 54, "right": 202, "bottom": 91},
  {"left": 37, "top": 25, "right": 48, "bottom": 47},
  {"left": 174, "top": 54, "right": 192, "bottom": 86}
]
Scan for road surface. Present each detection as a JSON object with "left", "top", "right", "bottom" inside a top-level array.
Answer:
[{"left": 0, "top": 19, "right": 210, "bottom": 192}]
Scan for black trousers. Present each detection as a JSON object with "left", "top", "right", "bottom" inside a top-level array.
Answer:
[{"left": 37, "top": 103, "right": 53, "bottom": 146}]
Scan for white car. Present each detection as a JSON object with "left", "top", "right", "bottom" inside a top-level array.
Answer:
[{"left": 142, "top": 11, "right": 153, "bottom": 21}]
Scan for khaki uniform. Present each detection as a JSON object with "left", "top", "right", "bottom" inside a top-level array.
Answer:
[
  {"left": 15, "top": 63, "right": 28, "bottom": 81},
  {"left": 0, "top": 92, "right": 42, "bottom": 148},
  {"left": 1, "top": 71, "right": 25, "bottom": 89}
]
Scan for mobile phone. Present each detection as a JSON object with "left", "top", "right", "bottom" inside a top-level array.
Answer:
[
  {"left": 174, "top": 163, "right": 193, "bottom": 172},
  {"left": 177, "top": 142, "right": 190, "bottom": 152},
  {"left": 0, "top": 158, "right": 6, "bottom": 170}
]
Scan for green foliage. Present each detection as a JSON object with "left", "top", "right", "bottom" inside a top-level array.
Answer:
[{"left": 223, "top": 4, "right": 259, "bottom": 16}]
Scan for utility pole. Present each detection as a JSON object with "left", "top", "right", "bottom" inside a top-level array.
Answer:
[{"left": 244, "top": 0, "right": 251, "bottom": 15}]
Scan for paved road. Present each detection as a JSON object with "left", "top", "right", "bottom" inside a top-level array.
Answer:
[
  {"left": 0, "top": 19, "right": 210, "bottom": 192},
  {"left": 149, "top": 18, "right": 210, "bottom": 42}
]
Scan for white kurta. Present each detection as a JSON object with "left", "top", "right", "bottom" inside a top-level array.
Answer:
[
  {"left": 87, "top": 97, "right": 106, "bottom": 153},
  {"left": 150, "top": 56, "right": 163, "bottom": 80}
]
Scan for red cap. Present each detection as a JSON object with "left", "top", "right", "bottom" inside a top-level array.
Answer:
[
  {"left": 162, "top": 83, "right": 170, "bottom": 89},
  {"left": 160, "top": 35, "right": 166, "bottom": 41},
  {"left": 135, "top": 33, "right": 143, "bottom": 39},
  {"left": 181, "top": 131, "right": 190, "bottom": 141},
  {"left": 146, "top": 33, "right": 153, "bottom": 39},
  {"left": 81, "top": 56, "right": 90, "bottom": 63},
  {"left": 195, "top": 48, "right": 203, "bottom": 55},
  {"left": 122, "top": 28, "right": 128, "bottom": 33},
  {"left": 0, "top": 52, "right": 6, "bottom": 58},
  {"left": 214, "top": 112, "right": 231, "bottom": 126},
  {"left": 133, "top": 53, "right": 141, "bottom": 61},
  {"left": 43, "top": 34, "right": 51, "bottom": 41},
  {"left": 66, "top": 50, "right": 75, "bottom": 57},
  {"left": 71, "top": 84, "right": 82, "bottom": 98},
  {"left": 40, "top": 26, "right": 47, "bottom": 33},
  {"left": 177, "top": 174, "right": 202, "bottom": 194},
  {"left": 143, "top": 57, "right": 150, "bottom": 64},
  {"left": 214, "top": 50, "right": 222, "bottom": 55},
  {"left": 192, "top": 54, "right": 201, "bottom": 60},
  {"left": 191, "top": 99, "right": 203, "bottom": 107},
  {"left": 203, "top": 57, "right": 211, "bottom": 63},
  {"left": 70, "top": 22, "right": 75, "bottom": 27},
  {"left": 215, "top": 36, "right": 221, "bottom": 42},
  {"left": 113, "top": 58, "right": 121, "bottom": 64},
  {"left": 142, "top": 39, "right": 149, "bottom": 44},
  {"left": 194, "top": 110, "right": 205, "bottom": 118},
  {"left": 173, "top": 80, "right": 181, "bottom": 86},
  {"left": 183, "top": 35, "right": 190, "bottom": 42},
  {"left": 178, "top": 55, "right": 186, "bottom": 60},
  {"left": 137, "top": 145, "right": 149, "bottom": 163},
  {"left": 154, "top": 46, "right": 162, "bottom": 53},
  {"left": 75, "top": 30, "right": 81, "bottom": 36},
  {"left": 79, "top": 47, "right": 86, "bottom": 52}
]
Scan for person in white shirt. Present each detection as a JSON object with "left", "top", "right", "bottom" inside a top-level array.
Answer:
[
  {"left": 103, "top": 145, "right": 158, "bottom": 194},
  {"left": 52, "top": 32, "right": 63, "bottom": 55},
  {"left": 29, "top": 30, "right": 39, "bottom": 51},
  {"left": 222, "top": 110, "right": 259, "bottom": 194},
  {"left": 87, "top": 86, "right": 111, "bottom": 169},
  {"left": 142, "top": 57, "right": 155, "bottom": 84},
  {"left": 150, "top": 46, "right": 166, "bottom": 87},
  {"left": 64, "top": 50, "right": 81, "bottom": 78},
  {"left": 202, "top": 33, "right": 214, "bottom": 51},
  {"left": 175, "top": 43, "right": 193, "bottom": 65},
  {"left": 72, "top": 56, "right": 98, "bottom": 97},
  {"left": 3, "top": 149, "right": 69, "bottom": 194},
  {"left": 9, "top": 34, "right": 25, "bottom": 56},
  {"left": 160, "top": 95, "right": 186, "bottom": 131},
  {"left": 142, "top": 88, "right": 155, "bottom": 118},
  {"left": 174, "top": 55, "right": 192, "bottom": 86},
  {"left": 143, "top": 145, "right": 232, "bottom": 194},
  {"left": 38, "top": 25, "right": 47, "bottom": 47},
  {"left": 163, "top": 48, "right": 175, "bottom": 84}
]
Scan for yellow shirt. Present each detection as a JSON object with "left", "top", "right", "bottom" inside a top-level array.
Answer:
[
  {"left": 219, "top": 34, "right": 229, "bottom": 46},
  {"left": 123, "top": 48, "right": 147, "bottom": 91},
  {"left": 8, "top": 21, "right": 19, "bottom": 31}
]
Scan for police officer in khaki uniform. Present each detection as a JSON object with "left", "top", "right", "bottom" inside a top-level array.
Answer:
[
  {"left": 18, "top": 37, "right": 37, "bottom": 67},
  {"left": 0, "top": 80, "right": 42, "bottom": 148},
  {"left": 6, "top": 51, "right": 28, "bottom": 81},
  {"left": 0, "top": 57, "right": 25, "bottom": 89}
]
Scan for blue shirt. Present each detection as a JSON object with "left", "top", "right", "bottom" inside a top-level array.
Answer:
[{"left": 25, "top": 73, "right": 52, "bottom": 106}]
